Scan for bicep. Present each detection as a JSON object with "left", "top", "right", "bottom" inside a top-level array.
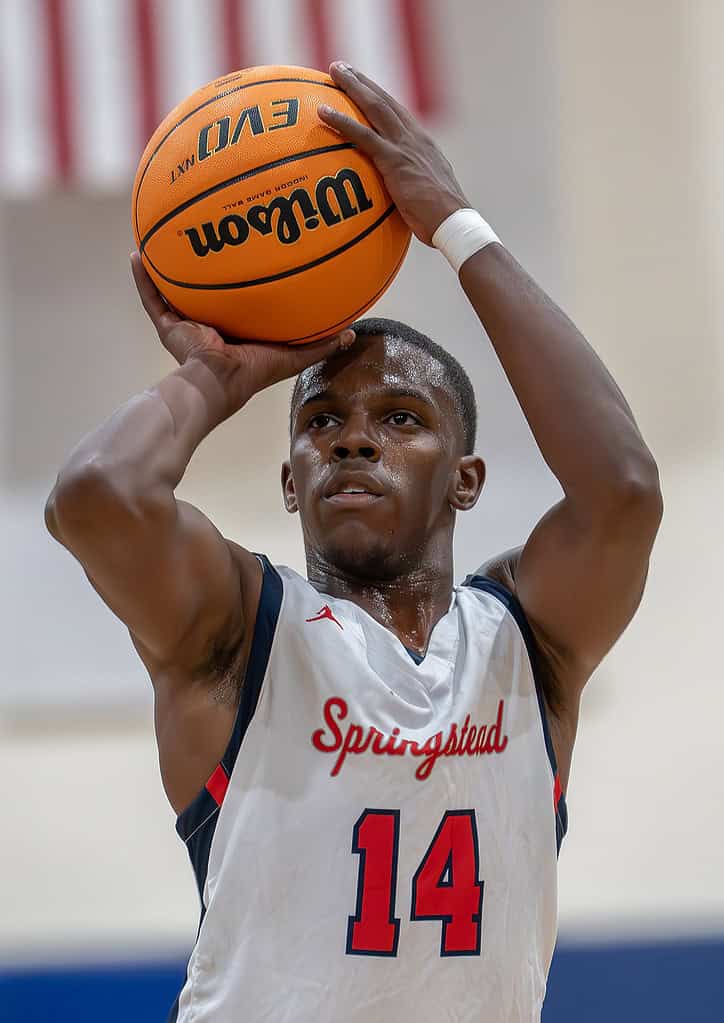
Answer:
[
  {"left": 51, "top": 474, "right": 257, "bottom": 669},
  {"left": 508, "top": 491, "right": 662, "bottom": 682}
]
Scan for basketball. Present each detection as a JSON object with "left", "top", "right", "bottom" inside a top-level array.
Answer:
[{"left": 131, "top": 65, "right": 412, "bottom": 344}]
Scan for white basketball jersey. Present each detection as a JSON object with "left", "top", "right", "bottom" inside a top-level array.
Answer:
[{"left": 169, "top": 557, "right": 567, "bottom": 1023}]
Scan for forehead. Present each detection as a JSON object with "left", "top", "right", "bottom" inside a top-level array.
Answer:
[{"left": 294, "top": 334, "right": 451, "bottom": 408}]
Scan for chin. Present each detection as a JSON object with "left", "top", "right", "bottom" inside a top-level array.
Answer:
[{"left": 320, "top": 534, "right": 407, "bottom": 582}]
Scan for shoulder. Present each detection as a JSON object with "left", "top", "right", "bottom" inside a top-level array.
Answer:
[
  {"left": 472, "top": 546, "right": 521, "bottom": 592},
  {"left": 137, "top": 546, "right": 278, "bottom": 814}
]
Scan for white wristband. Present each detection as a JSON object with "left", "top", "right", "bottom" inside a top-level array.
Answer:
[{"left": 431, "top": 209, "right": 501, "bottom": 273}]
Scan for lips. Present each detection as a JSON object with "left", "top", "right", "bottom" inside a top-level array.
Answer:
[
  {"left": 326, "top": 492, "right": 381, "bottom": 506},
  {"left": 323, "top": 473, "right": 385, "bottom": 501}
]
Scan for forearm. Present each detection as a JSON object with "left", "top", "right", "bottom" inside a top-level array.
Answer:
[
  {"left": 54, "top": 354, "right": 245, "bottom": 497},
  {"left": 459, "top": 243, "right": 659, "bottom": 503}
]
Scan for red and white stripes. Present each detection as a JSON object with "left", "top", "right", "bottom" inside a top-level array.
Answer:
[{"left": 0, "top": 0, "right": 442, "bottom": 195}]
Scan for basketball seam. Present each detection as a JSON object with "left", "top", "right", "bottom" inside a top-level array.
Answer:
[
  {"left": 226, "top": 231, "right": 412, "bottom": 344},
  {"left": 141, "top": 203, "right": 398, "bottom": 291},
  {"left": 139, "top": 143, "right": 356, "bottom": 250},
  {"left": 132, "top": 76, "right": 342, "bottom": 244}
]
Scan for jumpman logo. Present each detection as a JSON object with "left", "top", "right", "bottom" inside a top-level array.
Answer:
[{"left": 305, "top": 604, "right": 343, "bottom": 630}]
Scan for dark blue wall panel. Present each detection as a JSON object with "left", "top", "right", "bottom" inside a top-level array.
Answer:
[
  {"left": 543, "top": 938, "right": 724, "bottom": 1023},
  {"left": 0, "top": 960, "right": 186, "bottom": 1023},
  {"left": 2, "top": 938, "right": 723, "bottom": 1022}
]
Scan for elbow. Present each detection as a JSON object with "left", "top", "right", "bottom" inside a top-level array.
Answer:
[
  {"left": 44, "top": 491, "right": 63, "bottom": 541},
  {"left": 47, "top": 462, "right": 172, "bottom": 541},
  {"left": 569, "top": 451, "right": 663, "bottom": 532},
  {"left": 604, "top": 454, "right": 664, "bottom": 531},
  {"left": 46, "top": 465, "right": 110, "bottom": 539},
  {"left": 46, "top": 462, "right": 130, "bottom": 538},
  {"left": 620, "top": 452, "right": 662, "bottom": 507}
]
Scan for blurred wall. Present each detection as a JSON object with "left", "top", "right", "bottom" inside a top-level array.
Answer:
[
  {"left": 552, "top": 0, "right": 724, "bottom": 938},
  {"left": 1, "top": 0, "right": 722, "bottom": 991}
]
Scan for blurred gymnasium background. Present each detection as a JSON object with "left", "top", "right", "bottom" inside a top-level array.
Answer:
[{"left": 1, "top": 1, "right": 723, "bottom": 1020}]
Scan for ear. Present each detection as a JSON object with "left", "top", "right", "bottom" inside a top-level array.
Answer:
[
  {"left": 281, "top": 460, "right": 298, "bottom": 514},
  {"left": 448, "top": 455, "right": 485, "bottom": 511}
]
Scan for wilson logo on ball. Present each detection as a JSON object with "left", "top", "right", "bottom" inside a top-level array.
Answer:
[{"left": 183, "top": 168, "right": 375, "bottom": 256}]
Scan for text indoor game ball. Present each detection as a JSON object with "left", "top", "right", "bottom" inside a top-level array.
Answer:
[{"left": 132, "top": 65, "right": 412, "bottom": 344}]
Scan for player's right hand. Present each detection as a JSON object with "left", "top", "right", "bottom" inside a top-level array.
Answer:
[{"left": 130, "top": 251, "right": 356, "bottom": 405}]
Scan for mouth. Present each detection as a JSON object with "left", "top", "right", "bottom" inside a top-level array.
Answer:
[
  {"left": 325, "top": 491, "right": 381, "bottom": 506},
  {"left": 323, "top": 475, "right": 385, "bottom": 506}
]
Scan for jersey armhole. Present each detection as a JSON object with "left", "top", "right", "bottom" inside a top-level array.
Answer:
[
  {"left": 463, "top": 573, "right": 568, "bottom": 854},
  {"left": 175, "top": 554, "right": 283, "bottom": 869}
]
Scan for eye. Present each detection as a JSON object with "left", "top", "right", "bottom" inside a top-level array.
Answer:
[
  {"left": 386, "top": 411, "right": 421, "bottom": 427},
  {"left": 308, "top": 412, "right": 340, "bottom": 430}
]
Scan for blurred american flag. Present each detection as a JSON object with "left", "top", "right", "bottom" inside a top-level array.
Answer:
[{"left": 0, "top": 0, "right": 442, "bottom": 195}]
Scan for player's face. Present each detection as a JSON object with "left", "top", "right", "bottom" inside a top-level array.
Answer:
[{"left": 284, "top": 335, "right": 479, "bottom": 580}]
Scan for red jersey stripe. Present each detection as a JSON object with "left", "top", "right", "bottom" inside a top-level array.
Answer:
[{"left": 206, "top": 763, "right": 230, "bottom": 807}]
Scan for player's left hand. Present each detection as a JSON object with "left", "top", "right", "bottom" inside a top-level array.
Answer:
[{"left": 319, "top": 62, "right": 469, "bottom": 245}]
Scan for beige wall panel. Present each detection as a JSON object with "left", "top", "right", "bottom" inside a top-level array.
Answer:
[{"left": 555, "top": 0, "right": 719, "bottom": 459}]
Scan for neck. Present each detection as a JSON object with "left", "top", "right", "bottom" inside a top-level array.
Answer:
[{"left": 306, "top": 551, "right": 454, "bottom": 656}]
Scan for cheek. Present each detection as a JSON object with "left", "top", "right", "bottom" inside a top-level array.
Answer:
[
  {"left": 390, "top": 446, "right": 453, "bottom": 504},
  {"left": 290, "top": 442, "right": 324, "bottom": 505}
]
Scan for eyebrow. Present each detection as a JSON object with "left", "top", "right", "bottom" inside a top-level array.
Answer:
[{"left": 297, "top": 385, "right": 438, "bottom": 413}]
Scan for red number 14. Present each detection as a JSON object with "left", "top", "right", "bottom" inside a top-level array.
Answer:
[{"left": 346, "top": 809, "right": 484, "bottom": 957}]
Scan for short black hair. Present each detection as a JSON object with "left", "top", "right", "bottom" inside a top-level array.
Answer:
[{"left": 290, "top": 317, "right": 477, "bottom": 453}]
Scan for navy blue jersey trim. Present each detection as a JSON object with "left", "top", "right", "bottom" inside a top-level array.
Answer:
[
  {"left": 221, "top": 555, "right": 283, "bottom": 774},
  {"left": 175, "top": 554, "right": 283, "bottom": 849},
  {"left": 463, "top": 573, "right": 568, "bottom": 854},
  {"left": 168, "top": 557, "right": 282, "bottom": 1021}
]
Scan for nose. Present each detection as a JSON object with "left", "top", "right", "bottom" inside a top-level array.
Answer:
[{"left": 332, "top": 414, "right": 381, "bottom": 462}]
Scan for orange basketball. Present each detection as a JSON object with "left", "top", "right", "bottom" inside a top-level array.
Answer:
[{"left": 132, "top": 65, "right": 411, "bottom": 344}]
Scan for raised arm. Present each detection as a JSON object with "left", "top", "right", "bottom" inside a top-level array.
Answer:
[
  {"left": 46, "top": 254, "right": 355, "bottom": 809},
  {"left": 458, "top": 245, "right": 662, "bottom": 688},
  {"left": 459, "top": 247, "right": 661, "bottom": 789},
  {"left": 318, "top": 63, "right": 662, "bottom": 786}
]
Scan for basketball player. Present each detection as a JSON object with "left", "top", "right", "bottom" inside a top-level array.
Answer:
[{"left": 45, "top": 64, "right": 662, "bottom": 1021}]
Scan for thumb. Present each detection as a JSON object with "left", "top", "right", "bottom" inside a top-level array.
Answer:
[{"left": 288, "top": 329, "right": 357, "bottom": 372}]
